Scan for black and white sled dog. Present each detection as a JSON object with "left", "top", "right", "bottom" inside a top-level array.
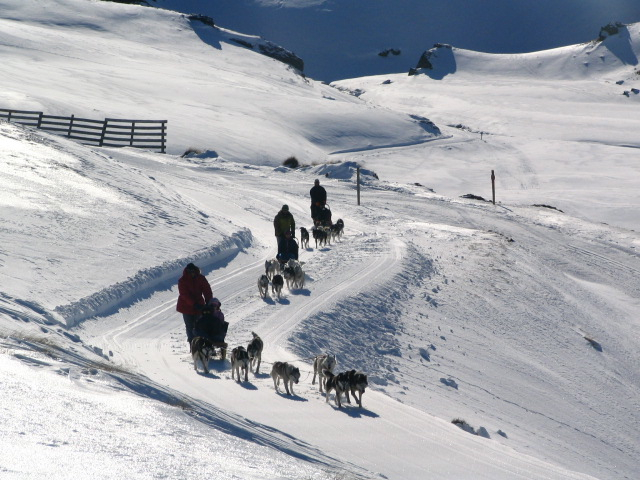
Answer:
[
  {"left": 258, "top": 274, "right": 269, "bottom": 298},
  {"left": 312, "top": 226, "right": 329, "bottom": 248},
  {"left": 300, "top": 227, "right": 310, "bottom": 249},
  {"left": 247, "top": 331, "right": 263, "bottom": 374},
  {"left": 270, "top": 361, "right": 301, "bottom": 395},
  {"left": 323, "top": 370, "right": 352, "bottom": 408},
  {"left": 312, "top": 354, "right": 337, "bottom": 393},
  {"left": 282, "top": 259, "right": 304, "bottom": 289},
  {"left": 330, "top": 219, "right": 344, "bottom": 242},
  {"left": 265, "top": 258, "right": 279, "bottom": 281},
  {"left": 282, "top": 263, "right": 295, "bottom": 289},
  {"left": 190, "top": 336, "right": 216, "bottom": 374},
  {"left": 288, "top": 258, "right": 305, "bottom": 289},
  {"left": 345, "top": 370, "right": 368, "bottom": 408},
  {"left": 271, "top": 274, "right": 284, "bottom": 298},
  {"left": 231, "top": 346, "right": 250, "bottom": 382}
]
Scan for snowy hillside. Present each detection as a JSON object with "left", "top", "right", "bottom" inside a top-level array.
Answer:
[
  {"left": 0, "top": 0, "right": 437, "bottom": 163},
  {"left": 1, "top": 1, "right": 640, "bottom": 479},
  {"left": 332, "top": 24, "right": 640, "bottom": 231},
  {"left": 152, "top": 0, "right": 640, "bottom": 81},
  {"left": 4, "top": 119, "right": 639, "bottom": 479}
]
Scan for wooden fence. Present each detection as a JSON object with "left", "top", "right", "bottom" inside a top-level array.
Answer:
[{"left": 0, "top": 109, "right": 167, "bottom": 153}]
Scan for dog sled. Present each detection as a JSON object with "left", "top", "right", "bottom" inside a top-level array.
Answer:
[
  {"left": 193, "top": 305, "right": 229, "bottom": 360},
  {"left": 276, "top": 235, "right": 299, "bottom": 269},
  {"left": 314, "top": 204, "right": 333, "bottom": 227}
]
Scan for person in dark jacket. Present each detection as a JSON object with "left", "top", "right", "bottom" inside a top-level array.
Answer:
[
  {"left": 176, "top": 263, "right": 213, "bottom": 344},
  {"left": 310, "top": 179, "right": 327, "bottom": 224},
  {"left": 192, "top": 297, "right": 228, "bottom": 343},
  {"left": 276, "top": 230, "right": 299, "bottom": 263},
  {"left": 273, "top": 204, "right": 295, "bottom": 253}
]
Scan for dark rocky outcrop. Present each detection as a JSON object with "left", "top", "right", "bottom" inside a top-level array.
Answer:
[
  {"left": 188, "top": 14, "right": 215, "bottom": 28},
  {"left": 229, "top": 38, "right": 304, "bottom": 72},
  {"left": 409, "top": 114, "right": 441, "bottom": 135},
  {"left": 378, "top": 48, "right": 401, "bottom": 57},
  {"left": 409, "top": 44, "right": 456, "bottom": 79},
  {"left": 597, "top": 22, "right": 625, "bottom": 42},
  {"left": 416, "top": 43, "right": 452, "bottom": 69},
  {"left": 257, "top": 43, "right": 304, "bottom": 72},
  {"left": 186, "top": 10, "right": 304, "bottom": 72}
]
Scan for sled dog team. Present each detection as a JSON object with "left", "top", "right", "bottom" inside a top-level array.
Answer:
[
  {"left": 273, "top": 352, "right": 368, "bottom": 409},
  {"left": 184, "top": 182, "right": 362, "bottom": 407},
  {"left": 193, "top": 332, "right": 367, "bottom": 408},
  {"left": 259, "top": 218, "right": 344, "bottom": 299},
  {"left": 260, "top": 257, "right": 305, "bottom": 297}
]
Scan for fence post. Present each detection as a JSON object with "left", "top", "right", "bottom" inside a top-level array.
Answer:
[
  {"left": 161, "top": 121, "right": 166, "bottom": 154},
  {"left": 491, "top": 170, "right": 496, "bottom": 205},
  {"left": 67, "top": 114, "right": 75, "bottom": 137},
  {"left": 357, "top": 167, "right": 361, "bottom": 206},
  {"left": 130, "top": 121, "right": 135, "bottom": 146},
  {"left": 7, "top": 110, "right": 12, "bottom": 122},
  {"left": 100, "top": 119, "right": 108, "bottom": 147},
  {"left": 37, "top": 112, "right": 44, "bottom": 129}
]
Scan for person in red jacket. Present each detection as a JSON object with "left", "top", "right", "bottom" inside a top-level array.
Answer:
[{"left": 176, "top": 263, "right": 213, "bottom": 344}]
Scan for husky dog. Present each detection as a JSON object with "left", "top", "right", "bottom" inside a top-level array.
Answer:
[
  {"left": 231, "top": 346, "right": 250, "bottom": 382},
  {"left": 323, "top": 226, "right": 332, "bottom": 245},
  {"left": 282, "top": 259, "right": 304, "bottom": 289},
  {"left": 190, "top": 336, "right": 215, "bottom": 374},
  {"left": 323, "top": 370, "right": 352, "bottom": 408},
  {"left": 330, "top": 219, "right": 344, "bottom": 242},
  {"left": 346, "top": 370, "right": 368, "bottom": 408},
  {"left": 270, "top": 361, "right": 300, "bottom": 395},
  {"left": 265, "top": 258, "right": 279, "bottom": 281},
  {"left": 293, "top": 263, "right": 305, "bottom": 289},
  {"left": 247, "top": 331, "right": 264, "bottom": 374},
  {"left": 300, "top": 227, "right": 310, "bottom": 249},
  {"left": 286, "top": 258, "right": 301, "bottom": 269},
  {"left": 258, "top": 274, "right": 269, "bottom": 298},
  {"left": 312, "top": 226, "right": 329, "bottom": 248},
  {"left": 282, "top": 264, "right": 295, "bottom": 289},
  {"left": 271, "top": 274, "right": 284, "bottom": 298},
  {"left": 312, "top": 354, "right": 337, "bottom": 393}
]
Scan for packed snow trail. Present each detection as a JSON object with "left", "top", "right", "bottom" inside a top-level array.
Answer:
[{"left": 74, "top": 152, "right": 634, "bottom": 479}]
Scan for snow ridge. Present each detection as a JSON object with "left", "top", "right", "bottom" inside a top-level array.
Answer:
[{"left": 55, "top": 230, "right": 253, "bottom": 327}]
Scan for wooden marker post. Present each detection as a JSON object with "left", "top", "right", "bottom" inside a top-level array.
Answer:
[
  {"left": 491, "top": 170, "right": 496, "bottom": 205},
  {"left": 357, "top": 167, "right": 361, "bottom": 205}
]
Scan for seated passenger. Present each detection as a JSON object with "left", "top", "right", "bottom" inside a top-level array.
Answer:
[
  {"left": 193, "top": 298, "right": 228, "bottom": 343},
  {"left": 276, "top": 231, "right": 298, "bottom": 263}
]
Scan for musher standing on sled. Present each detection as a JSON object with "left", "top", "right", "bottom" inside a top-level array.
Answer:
[
  {"left": 310, "top": 179, "right": 327, "bottom": 225},
  {"left": 274, "top": 204, "right": 296, "bottom": 254},
  {"left": 176, "top": 263, "right": 213, "bottom": 345}
]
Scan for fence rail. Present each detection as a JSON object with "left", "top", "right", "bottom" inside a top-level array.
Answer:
[{"left": 0, "top": 109, "right": 166, "bottom": 153}]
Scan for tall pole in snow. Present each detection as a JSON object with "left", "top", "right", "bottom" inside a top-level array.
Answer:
[
  {"left": 491, "top": 170, "right": 496, "bottom": 205},
  {"left": 357, "top": 167, "right": 361, "bottom": 205}
]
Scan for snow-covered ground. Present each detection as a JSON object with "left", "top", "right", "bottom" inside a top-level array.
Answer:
[{"left": 1, "top": 1, "right": 639, "bottom": 479}]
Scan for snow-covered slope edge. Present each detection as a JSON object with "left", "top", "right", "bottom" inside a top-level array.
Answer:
[
  {"left": 407, "top": 22, "right": 640, "bottom": 81},
  {"left": 0, "top": 0, "right": 439, "bottom": 162},
  {"left": 330, "top": 23, "right": 640, "bottom": 230}
]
